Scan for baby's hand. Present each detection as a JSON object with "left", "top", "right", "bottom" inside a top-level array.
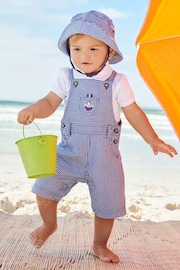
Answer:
[
  {"left": 17, "top": 106, "right": 36, "bottom": 125},
  {"left": 150, "top": 138, "right": 178, "bottom": 158}
]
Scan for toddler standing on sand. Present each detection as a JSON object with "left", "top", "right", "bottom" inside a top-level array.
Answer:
[{"left": 17, "top": 11, "right": 177, "bottom": 263}]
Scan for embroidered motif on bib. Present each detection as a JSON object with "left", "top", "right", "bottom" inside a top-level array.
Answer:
[{"left": 84, "top": 100, "right": 94, "bottom": 111}]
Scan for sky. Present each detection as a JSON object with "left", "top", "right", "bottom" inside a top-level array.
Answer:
[{"left": 0, "top": 0, "right": 161, "bottom": 108}]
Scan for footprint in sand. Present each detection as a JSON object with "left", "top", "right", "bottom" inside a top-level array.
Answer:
[
  {"left": 128, "top": 204, "right": 142, "bottom": 220},
  {"left": 165, "top": 203, "right": 180, "bottom": 211},
  {"left": 129, "top": 204, "right": 139, "bottom": 213},
  {"left": 0, "top": 197, "right": 15, "bottom": 213}
]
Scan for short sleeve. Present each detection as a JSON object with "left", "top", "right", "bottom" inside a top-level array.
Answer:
[
  {"left": 113, "top": 73, "right": 135, "bottom": 108},
  {"left": 51, "top": 67, "right": 71, "bottom": 99}
]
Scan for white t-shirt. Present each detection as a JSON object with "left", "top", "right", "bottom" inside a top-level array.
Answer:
[{"left": 52, "top": 62, "right": 135, "bottom": 123}]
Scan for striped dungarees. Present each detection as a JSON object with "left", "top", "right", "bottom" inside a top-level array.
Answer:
[{"left": 32, "top": 69, "right": 126, "bottom": 219}]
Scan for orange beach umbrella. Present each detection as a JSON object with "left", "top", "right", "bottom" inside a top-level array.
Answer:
[{"left": 136, "top": 0, "right": 180, "bottom": 140}]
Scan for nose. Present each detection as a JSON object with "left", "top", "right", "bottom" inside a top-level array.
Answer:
[{"left": 80, "top": 51, "right": 89, "bottom": 61}]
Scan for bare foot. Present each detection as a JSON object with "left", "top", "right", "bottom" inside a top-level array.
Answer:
[
  {"left": 30, "top": 223, "right": 57, "bottom": 249},
  {"left": 92, "top": 244, "right": 120, "bottom": 263}
]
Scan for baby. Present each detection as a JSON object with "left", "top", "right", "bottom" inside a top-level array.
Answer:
[{"left": 18, "top": 11, "right": 177, "bottom": 263}]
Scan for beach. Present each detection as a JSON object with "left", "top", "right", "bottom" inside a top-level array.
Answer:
[
  {"left": 0, "top": 101, "right": 180, "bottom": 222},
  {"left": 1, "top": 151, "right": 180, "bottom": 222},
  {"left": 0, "top": 101, "right": 180, "bottom": 269}
]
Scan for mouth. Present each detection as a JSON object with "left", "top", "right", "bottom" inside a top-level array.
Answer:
[
  {"left": 81, "top": 61, "right": 92, "bottom": 64},
  {"left": 80, "top": 62, "right": 92, "bottom": 70},
  {"left": 78, "top": 62, "right": 94, "bottom": 73}
]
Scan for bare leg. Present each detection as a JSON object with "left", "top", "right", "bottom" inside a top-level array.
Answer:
[
  {"left": 92, "top": 215, "right": 119, "bottom": 263},
  {"left": 30, "top": 195, "right": 58, "bottom": 248}
]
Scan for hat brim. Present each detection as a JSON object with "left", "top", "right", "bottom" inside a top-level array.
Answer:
[{"left": 58, "top": 20, "right": 123, "bottom": 64}]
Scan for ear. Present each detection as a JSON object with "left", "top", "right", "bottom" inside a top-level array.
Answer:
[{"left": 109, "top": 48, "right": 116, "bottom": 59}]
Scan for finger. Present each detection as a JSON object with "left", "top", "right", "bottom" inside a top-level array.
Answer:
[
  {"left": 153, "top": 150, "right": 158, "bottom": 155},
  {"left": 164, "top": 149, "right": 176, "bottom": 157},
  {"left": 169, "top": 146, "right": 178, "bottom": 155},
  {"left": 152, "top": 145, "right": 159, "bottom": 155},
  {"left": 164, "top": 145, "right": 178, "bottom": 156},
  {"left": 26, "top": 118, "right": 33, "bottom": 125}
]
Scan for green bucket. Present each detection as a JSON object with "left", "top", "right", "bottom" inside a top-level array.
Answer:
[{"left": 16, "top": 122, "right": 58, "bottom": 178}]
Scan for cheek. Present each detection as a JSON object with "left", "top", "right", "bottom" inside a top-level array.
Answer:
[{"left": 70, "top": 53, "right": 79, "bottom": 62}]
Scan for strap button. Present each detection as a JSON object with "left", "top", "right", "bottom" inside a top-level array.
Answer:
[{"left": 114, "top": 128, "right": 119, "bottom": 133}]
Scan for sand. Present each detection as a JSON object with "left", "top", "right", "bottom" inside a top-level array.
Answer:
[{"left": 0, "top": 151, "right": 180, "bottom": 222}]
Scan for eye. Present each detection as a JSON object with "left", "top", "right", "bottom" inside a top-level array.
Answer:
[
  {"left": 90, "top": 48, "right": 97, "bottom": 51},
  {"left": 71, "top": 47, "right": 80, "bottom": 52}
]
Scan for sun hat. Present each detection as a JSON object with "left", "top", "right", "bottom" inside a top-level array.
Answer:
[{"left": 58, "top": 10, "right": 123, "bottom": 64}]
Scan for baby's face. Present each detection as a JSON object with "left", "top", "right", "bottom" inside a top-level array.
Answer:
[{"left": 69, "top": 35, "right": 109, "bottom": 74}]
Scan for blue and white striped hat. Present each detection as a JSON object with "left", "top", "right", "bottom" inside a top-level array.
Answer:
[{"left": 58, "top": 10, "right": 123, "bottom": 64}]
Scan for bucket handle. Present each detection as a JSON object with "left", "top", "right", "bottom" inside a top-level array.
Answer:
[{"left": 23, "top": 122, "right": 46, "bottom": 144}]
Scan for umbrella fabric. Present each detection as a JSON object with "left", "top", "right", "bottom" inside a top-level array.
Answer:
[{"left": 136, "top": 0, "right": 180, "bottom": 140}]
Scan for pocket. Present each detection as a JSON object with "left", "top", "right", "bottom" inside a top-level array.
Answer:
[
  {"left": 79, "top": 96, "right": 100, "bottom": 115},
  {"left": 60, "top": 122, "right": 71, "bottom": 147},
  {"left": 58, "top": 124, "right": 79, "bottom": 157},
  {"left": 58, "top": 123, "right": 74, "bottom": 156}
]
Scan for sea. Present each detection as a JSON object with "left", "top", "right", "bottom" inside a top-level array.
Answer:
[{"left": 0, "top": 100, "right": 179, "bottom": 170}]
